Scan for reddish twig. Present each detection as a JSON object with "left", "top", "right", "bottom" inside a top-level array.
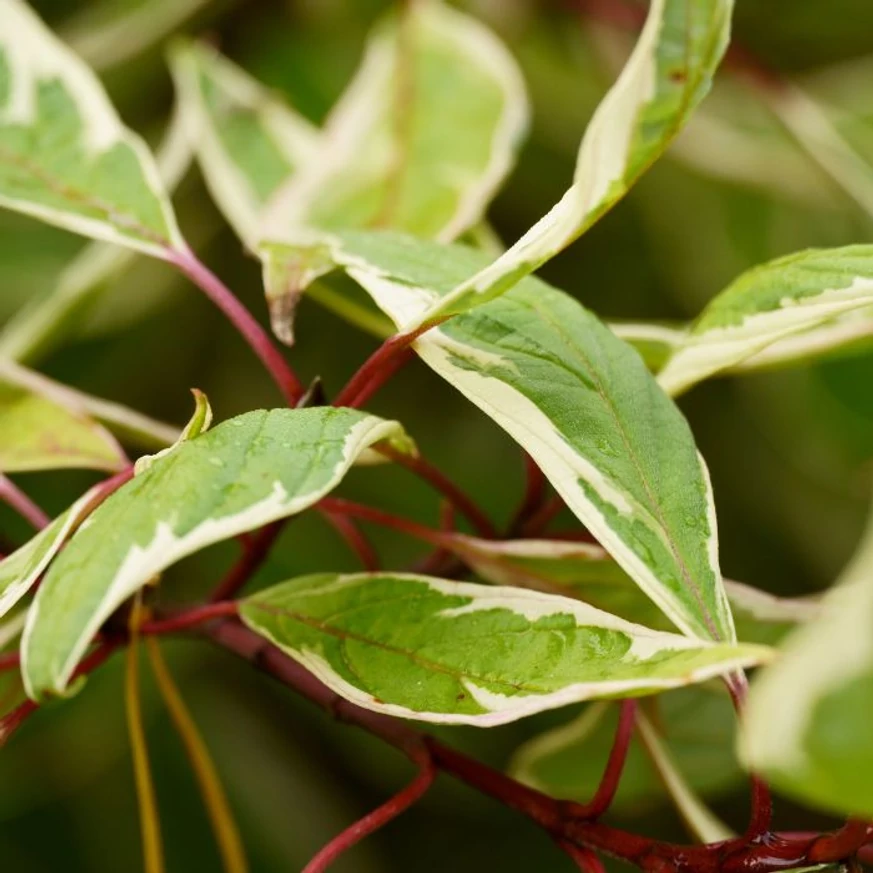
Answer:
[
  {"left": 333, "top": 324, "right": 435, "bottom": 409},
  {"left": 559, "top": 842, "right": 607, "bottom": 873},
  {"left": 207, "top": 619, "right": 873, "bottom": 873},
  {"left": 808, "top": 820, "right": 873, "bottom": 863},
  {"left": 573, "top": 700, "right": 637, "bottom": 820},
  {"left": 302, "top": 758, "right": 436, "bottom": 873},
  {"left": 0, "top": 699, "right": 38, "bottom": 746},
  {"left": 508, "top": 454, "right": 548, "bottom": 536},
  {"left": 318, "top": 498, "right": 449, "bottom": 549},
  {"left": 413, "top": 501, "right": 457, "bottom": 575},
  {"left": 209, "top": 521, "right": 285, "bottom": 602},
  {"left": 140, "top": 602, "right": 240, "bottom": 636},
  {"left": 171, "top": 249, "right": 304, "bottom": 406},
  {"left": 0, "top": 650, "right": 20, "bottom": 672},
  {"left": 320, "top": 510, "right": 381, "bottom": 571},
  {"left": 380, "top": 446, "right": 496, "bottom": 538},
  {"left": 521, "top": 494, "right": 567, "bottom": 537},
  {"left": 728, "top": 675, "right": 773, "bottom": 840},
  {"left": 0, "top": 474, "right": 50, "bottom": 531}
]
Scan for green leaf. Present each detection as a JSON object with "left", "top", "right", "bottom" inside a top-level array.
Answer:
[
  {"left": 0, "top": 365, "right": 125, "bottom": 473},
  {"left": 258, "top": 0, "right": 528, "bottom": 340},
  {"left": 300, "top": 231, "right": 734, "bottom": 643},
  {"left": 0, "top": 102, "right": 193, "bottom": 364},
  {"left": 169, "top": 40, "right": 319, "bottom": 249},
  {"left": 610, "top": 322, "right": 686, "bottom": 372},
  {"left": 448, "top": 537, "right": 819, "bottom": 646},
  {"left": 399, "top": 0, "right": 734, "bottom": 327},
  {"left": 511, "top": 687, "right": 740, "bottom": 821},
  {"left": 741, "top": 498, "right": 873, "bottom": 819},
  {"left": 0, "top": 486, "right": 103, "bottom": 618},
  {"left": 0, "top": 359, "right": 179, "bottom": 453},
  {"left": 21, "top": 408, "right": 410, "bottom": 700},
  {"left": 240, "top": 572, "right": 769, "bottom": 726},
  {"left": 0, "top": 0, "right": 184, "bottom": 257},
  {"left": 657, "top": 246, "right": 873, "bottom": 395},
  {"left": 63, "top": 0, "right": 214, "bottom": 73}
]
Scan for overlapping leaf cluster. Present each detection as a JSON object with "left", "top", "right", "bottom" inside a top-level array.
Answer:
[{"left": 0, "top": 0, "right": 872, "bottom": 840}]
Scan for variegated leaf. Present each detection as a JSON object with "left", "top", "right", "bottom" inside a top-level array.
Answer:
[
  {"left": 284, "top": 231, "right": 734, "bottom": 643},
  {"left": 0, "top": 101, "right": 193, "bottom": 364},
  {"left": 63, "top": 0, "right": 214, "bottom": 73},
  {"left": 0, "top": 0, "right": 184, "bottom": 257},
  {"left": 610, "top": 322, "right": 686, "bottom": 372},
  {"left": 449, "top": 537, "right": 818, "bottom": 646},
  {"left": 0, "top": 359, "right": 178, "bottom": 453},
  {"left": 658, "top": 246, "right": 873, "bottom": 395},
  {"left": 0, "top": 486, "right": 104, "bottom": 618},
  {"left": 240, "top": 572, "right": 769, "bottom": 727},
  {"left": 169, "top": 41, "right": 319, "bottom": 249},
  {"left": 258, "top": 0, "right": 528, "bottom": 341},
  {"left": 21, "top": 408, "right": 411, "bottom": 700},
  {"left": 0, "top": 364, "right": 125, "bottom": 473},
  {"left": 511, "top": 687, "right": 740, "bottom": 821},
  {"left": 400, "top": 0, "right": 734, "bottom": 327},
  {"left": 741, "top": 498, "right": 873, "bottom": 819}
]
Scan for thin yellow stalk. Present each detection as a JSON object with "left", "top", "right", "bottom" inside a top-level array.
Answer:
[
  {"left": 145, "top": 637, "right": 249, "bottom": 873},
  {"left": 125, "top": 600, "right": 165, "bottom": 873}
]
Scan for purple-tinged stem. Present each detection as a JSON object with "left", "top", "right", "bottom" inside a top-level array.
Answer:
[
  {"left": 171, "top": 249, "right": 304, "bottom": 406},
  {"left": 0, "top": 474, "right": 49, "bottom": 530}
]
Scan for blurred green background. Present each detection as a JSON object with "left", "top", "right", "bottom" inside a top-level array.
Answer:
[{"left": 2, "top": 0, "right": 873, "bottom": 870}]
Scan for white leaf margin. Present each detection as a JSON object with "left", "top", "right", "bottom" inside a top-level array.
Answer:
[
  {"left": 242, "top": 572, "right": 770, "bottom": 727},
  {"left": 0, "top": 0, "right": 184, "bottom": 258}
]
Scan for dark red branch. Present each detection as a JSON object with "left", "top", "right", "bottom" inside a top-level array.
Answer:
[
  {"left": 0, "top": 475, "right": 49, "bottom": 531},
  {"left": 209, "top": 521, "right": 285, "bottom": 602},
  {"left": 301, "top": 758, "right": 436, "bottom": 873},
  {"left": 573, "top": 700, "right": 637, "bottom": 820},
  {"left": 205, "top": 620, "right": 869, "bottom": 873},
  {"left": 380, "top": 446, "right": 496, "bottom": 538},
  {"left": 508, "top": 454, "right": 548, "bottom": 536},
  {"left": 559, "top": 842, "right": 607, "bottom": 873},
  {"left": 318, "top": 497, "right": 449, "bottom": 549},
  {"left": 333, "top": 324, "right": 435, "bottom": 409},
  {"left": 171, "top": 250, "right": 304, "bottom": 406},
  {"left": 140, "top": 602, "right": 239, "bottom": 636},
  {"left": 319, "top": 510, "right": 381, "bottom": 571},
  {"left": 521, "top": 494, "right": 567, "bottom": 537},
  {"left": 0, "top": 650, "right": 20, "bottom": 672},
  {"left": 728, "top": 675, "right": 773, "bottom": 840}
]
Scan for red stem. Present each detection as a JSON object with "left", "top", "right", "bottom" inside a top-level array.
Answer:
[
  {"left": 574, "top": 700, "right": 637, "bottom": 819},
  {"left": 320, "top": 510, "right": 380, "bottom": 571},
  {"left": 380, "top": 446, "right": 496, "bottom": 538},
  {"left": 333, "top": 324, "right": 434, "bottom": 409},
  {"left": 808, "top": 820, "right": 873, "bottom": 863},
  {"left": 201, "top": 620, "right": 870, "bottom": 872},
  {"left": 0, "top": 651, "right": 20, "bottom": 672},
  {"left": 0, "top": 699, "right": 38, "bottom": 746},
  {"left": 559, "top": 842, "right": 607, "bottom": 873},
  {"left": 509, "top": 454, "right": 548, "bottom": 536},
  {"left": 302, "top": 759, "right": 436, "bottom": 873},
  {"left": 318, "top": 498, "right": 449, "bottom": 549},
  {"left": 728, "top": 675, "right": 773, "bottom": 840},
  {"left": 171, "top": 249, "right": 304, "bottom": 406},
  {"left": 0, "top": 475, "right": 50, "bottom": 530},
  {"left": 522, "top": 494, "right": 567, "bottom": 537},
  {"left": 140, "top": 602, "right": 239, "bottom": 636},
  {"left": 209, "top": 521, "right": 285, "bottom": 602}
]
